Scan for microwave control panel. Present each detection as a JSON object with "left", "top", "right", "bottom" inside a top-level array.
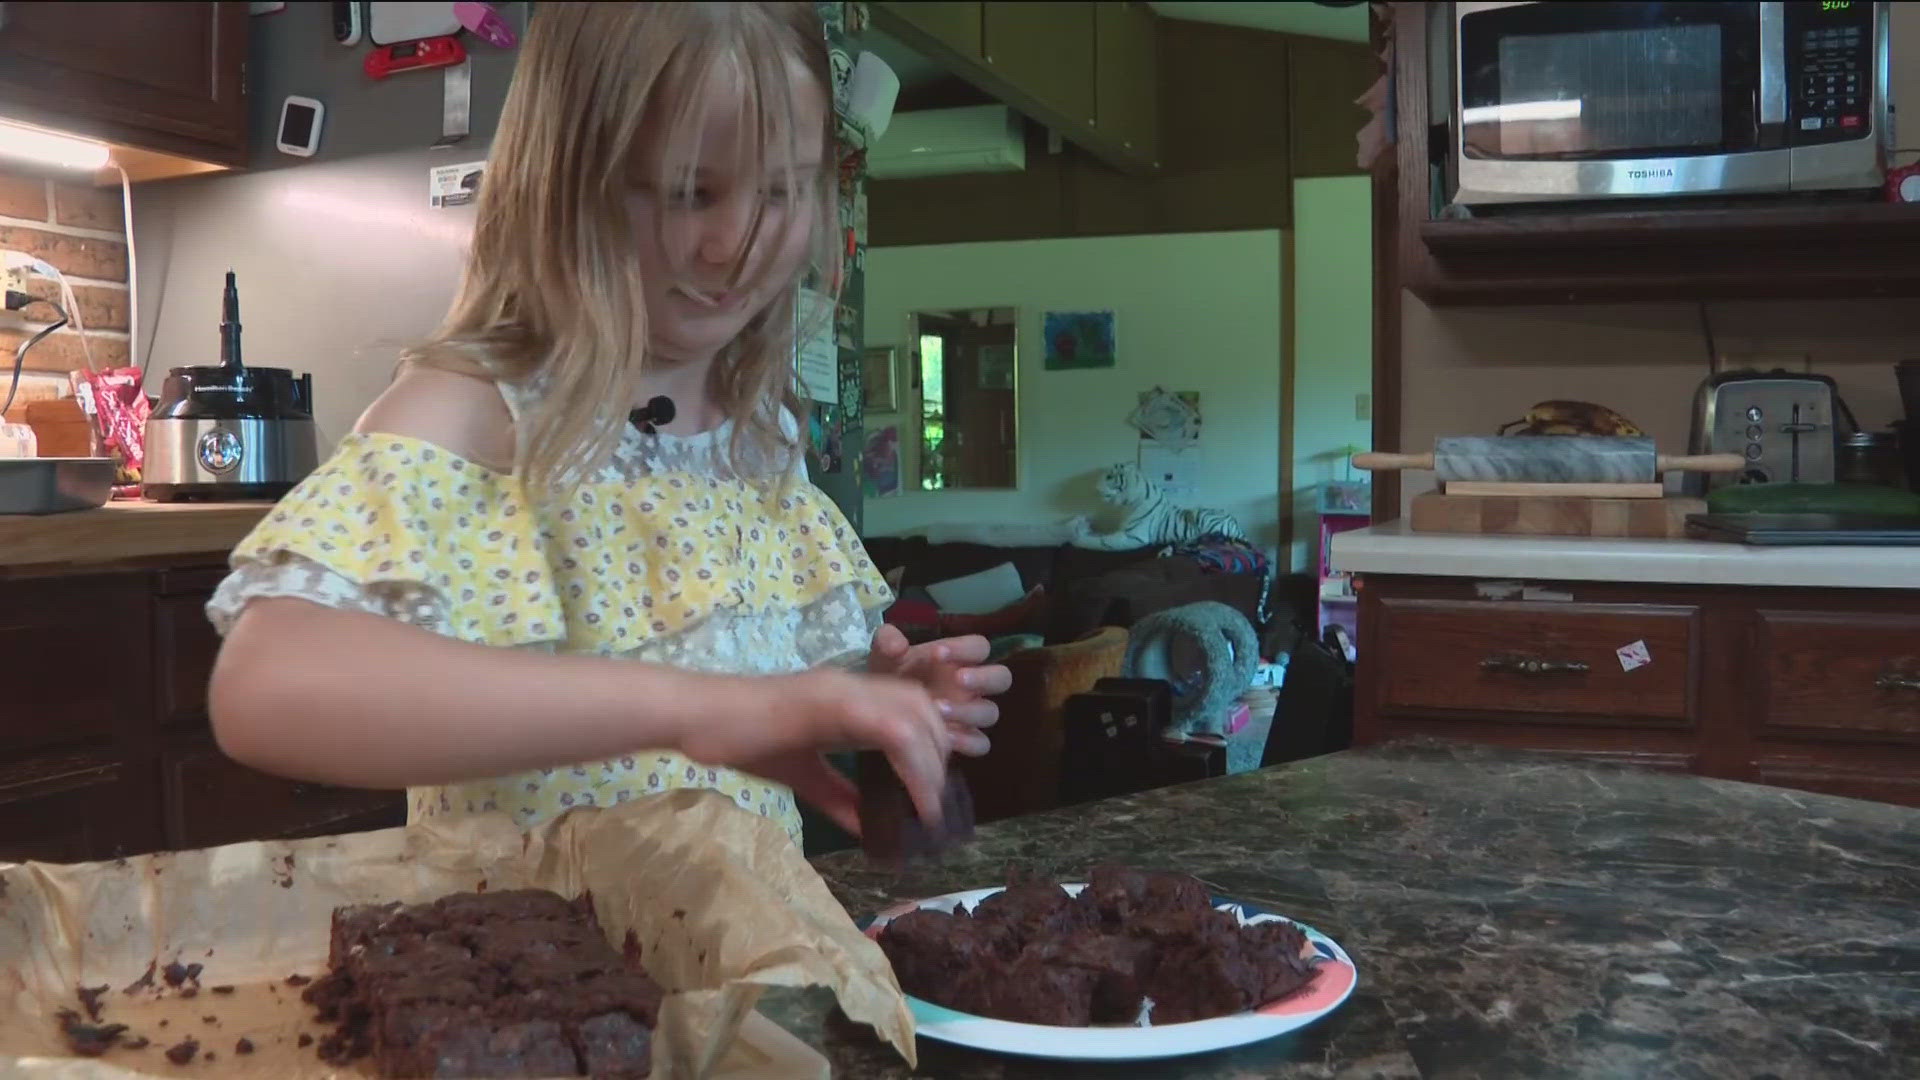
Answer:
[{"left": 1787, "top": 0, "right": 1877, "bottom": 144}]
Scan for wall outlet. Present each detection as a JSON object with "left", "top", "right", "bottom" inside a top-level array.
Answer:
[{"left": 1354, "top": 392, "right": 1371, "bottom": 421}]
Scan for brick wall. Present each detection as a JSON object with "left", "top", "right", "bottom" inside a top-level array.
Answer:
[{"left": 0, "top": 165, "right": 132, "bottom": 378}]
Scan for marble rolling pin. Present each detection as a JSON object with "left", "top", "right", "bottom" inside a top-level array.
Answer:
[{"left": 1354, "top": 437, "right": 1743, "bottom": 484}]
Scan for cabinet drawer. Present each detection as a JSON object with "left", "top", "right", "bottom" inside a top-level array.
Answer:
[
  {"left": 0, "top": 751, "right": 155, "bottom": 863},
  {"left": 1377, "top": 599, "right": 1698, "bottom": 723},
  {"left": 163, "top": 746, "right": 404, "bottom": 850},
  {"left": 0, "top": 574, "right": 147, "bottom": 755},
  {"left": 155, "top": 595, "right": 219, "bottom": 732},
  {"left": 1751, "top": 610, "right": 1920, "bottom": 741}
]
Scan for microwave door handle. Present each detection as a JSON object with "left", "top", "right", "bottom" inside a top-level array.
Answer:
[{"left": 1759, "top": 2, "right": 1785, "bottom": 125}]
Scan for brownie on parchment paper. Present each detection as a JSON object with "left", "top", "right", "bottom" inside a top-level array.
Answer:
[{"left": 304, "top": 889, "right": 663, "bottom": 1078}]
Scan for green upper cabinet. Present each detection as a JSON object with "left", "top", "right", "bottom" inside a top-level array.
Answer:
[
  {"left": 878, "top": 2, "right": 983, "bottom": 63},
  {"left": 1095, "top": 1, "right": 1160, "bottom": 168},
  {"left": 1286, "top": 36, "right": 1375, "bottom": 178},
  {"left": 983, "top": 3, "right": 1097, "bottom": 130}
]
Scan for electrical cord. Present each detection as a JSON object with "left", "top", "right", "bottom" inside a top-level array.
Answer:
[
  {"left": 2, "top": 297, "right": 72, "bottom": 416},
  {"left": 113, "top": 163, "right": 142, "bottom": 373}
]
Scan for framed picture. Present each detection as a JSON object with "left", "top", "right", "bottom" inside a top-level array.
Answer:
[
  {"left": 1042, "top": 310, "right": 1116, "bottom": 370},
  {"left": 978, "top": 343, "right": 1015, "bottom": 390},
  {"left": 862, "top": 346, "right": 898, "bottom": 413}
]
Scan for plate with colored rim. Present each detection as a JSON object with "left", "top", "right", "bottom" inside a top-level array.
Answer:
[{"left": 860, "top": 884, "right": 1359, "bottom": 1062}]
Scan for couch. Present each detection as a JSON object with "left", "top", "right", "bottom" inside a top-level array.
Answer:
[
  {"left": 859, "top": 535, "right": 1273, "bottom": 822},
  {"left": 860, "top": 536, "right": 1271, "bottom": 645}
]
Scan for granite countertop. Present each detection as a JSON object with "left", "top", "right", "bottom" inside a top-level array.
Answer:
[
  {"left": 775, "top": 741, "right": 1918, "bottom": 1078},
  {"left": 0, "top": 501, "right": 268, "bottom": 569},
  {"left": 1333, "top": 520, "right": 1920, "bottom": 589}
]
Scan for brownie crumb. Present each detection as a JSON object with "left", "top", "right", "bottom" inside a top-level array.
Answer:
[
  {"left": 122, "top": 961, "right": 157, "bottom": 995},
  {"left": 158, "top": 1019, "right": 169, "bottom": 1028},
  {"left": 297, "top": 1033, "right": 314, "bottom": 1048},
  {"left": 124, "top": 1035, "right": 150, "bottom": 1050},
  {"left": 76, "top": 983, "right": 109, "bottom": 1022},
  {"left": 56, "top": 1008, "right": 128, "bottom": 1056},
  {"left": 211, "top": 985, "right": 235, "bottom": 995},
  {"left": 160, "top": 962, "right": 190, "bottom": 988},
  {"left": 204, "top": 1050, "right": 217, "bottom": 1062},
  {"left": 203, "top": 1015, "right": 218, "bottom": 1025},
  {"left": 235, "top": 1037, "right": 255, "bottom": 1055},
  {"left": 163, "top": 1037, "right": 200, "bottom": 1065},
  {"left": 284, "top": 973, "right": 312, "bottom": 987},
  {"left": 179, "top": 986, "right": 199, "bottom": 998}
]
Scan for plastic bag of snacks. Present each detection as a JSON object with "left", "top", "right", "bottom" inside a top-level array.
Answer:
[{"left": 72, "top": 368, "right": 148, "bottom": 489}]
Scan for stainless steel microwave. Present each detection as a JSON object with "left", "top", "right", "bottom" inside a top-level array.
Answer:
[{"left": 1450, "top": 1, "right": 1890, "bottom": 206}]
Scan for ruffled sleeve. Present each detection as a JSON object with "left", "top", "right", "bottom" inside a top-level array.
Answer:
[{"left": 207, "top": 433, "right": 564, "bottom": 648}]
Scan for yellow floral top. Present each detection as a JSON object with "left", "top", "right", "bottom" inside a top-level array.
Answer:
[{"left": 206, "top": 383, "right": 890, "bottom": 845}]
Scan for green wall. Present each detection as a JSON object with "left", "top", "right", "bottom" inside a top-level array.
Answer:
[{"left": 1288, "top": 176, "right": 1374, "bottom": 571}]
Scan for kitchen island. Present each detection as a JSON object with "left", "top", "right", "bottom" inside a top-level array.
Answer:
[{"left": 775, "top": 741, "right": 1917, "bottom": 1078}]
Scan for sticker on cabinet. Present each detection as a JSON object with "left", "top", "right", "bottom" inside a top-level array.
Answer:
[{"left": 1616, "top": 640, "right": 1652, "bottom": 672}]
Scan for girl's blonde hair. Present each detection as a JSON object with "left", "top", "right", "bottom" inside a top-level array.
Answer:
[{"left": 405, "top": 2, "right": 837, "bottom": 487}]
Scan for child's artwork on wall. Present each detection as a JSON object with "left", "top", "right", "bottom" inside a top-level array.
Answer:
[
  {"left": 861, "top": 424, "right": 901, "bottom": 498},
  {"left": 1042, "top": 310, "right": 1116, "bottom": 370}
]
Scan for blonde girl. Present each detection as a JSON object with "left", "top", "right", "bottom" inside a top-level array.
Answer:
[{"left": 205, "top": 2, "right": 1006, "bottom": 844}]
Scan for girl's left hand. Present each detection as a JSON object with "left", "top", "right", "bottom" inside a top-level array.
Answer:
[{"left": 866, "top": 624, "right": 1009, "bottom": 757}]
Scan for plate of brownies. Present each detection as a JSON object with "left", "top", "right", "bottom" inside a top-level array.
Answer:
[{"left": 866, "top": 865, "right": 1358, "bottom": 1061}]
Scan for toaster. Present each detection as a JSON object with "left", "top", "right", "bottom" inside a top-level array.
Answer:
[{"left": 1683, "top": 370, "right": 1840, "bottom": 495}]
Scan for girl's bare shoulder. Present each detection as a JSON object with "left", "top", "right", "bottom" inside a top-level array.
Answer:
[{"left": 354, "top": 365, "right": 516, "bottom": 471}]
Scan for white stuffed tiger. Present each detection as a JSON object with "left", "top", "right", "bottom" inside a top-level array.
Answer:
[{"left": 1073, "top": 462, "right": 1247, "bottom": 551}]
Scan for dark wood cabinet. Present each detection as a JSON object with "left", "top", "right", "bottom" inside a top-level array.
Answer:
[
  {"left": 0, "top": 750, "right": 155, "bottom": 862},
  {"left": 1286, "top": 36, "right": 1372, "bottom": 179},
  {"left": 878, "top": 1, "right": 982, "bottom": 63},
  {"left": 1357, "top": 575, "right": 1920, "bottom": 806},
  {"left": 163, "top": 746, "right": 403, "bottom": 850},
  {"left": 1094, "top": 1, "right": 1159, "bottom": 167},
  {"left": 983, "top": 3, "right": 1097, "bottom": 128},
  {"left": 0, "top": 573, "right": 148, "bottom": 757},
  {"left": 0, "top": 1, "right": 248, "bottom": 167},
  {"left": 0, "top": 556, "right": 403, "bottom": 865},
  {"left": 1376, "top": 598, "right": 1699, "bottom": 725}
]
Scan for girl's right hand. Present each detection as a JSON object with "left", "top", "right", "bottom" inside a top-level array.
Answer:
[{"left": 680, "top": 667, "right": 953, "bottom": 837}]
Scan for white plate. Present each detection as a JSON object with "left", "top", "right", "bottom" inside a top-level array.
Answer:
[{"left": 862, "top": 883, "right": 1359, "bottom": 1062}]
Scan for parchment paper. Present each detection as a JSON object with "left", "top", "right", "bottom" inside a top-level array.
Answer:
[{"left": 0, "top": 789, "right": 914, "bottom": 1078}]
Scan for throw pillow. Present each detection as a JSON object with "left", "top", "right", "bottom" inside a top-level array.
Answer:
[
  {"left": 939, "top": 585, "right": 1048, "bottom": 639},
  {"left": 883, "top": 596, "right": 941, "bottom": 643},
  {"left": 926, "top": 560, "right": 1026, "bottom": 615}
]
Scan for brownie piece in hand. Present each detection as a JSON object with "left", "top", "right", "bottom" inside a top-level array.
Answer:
[{"left": 856, "top": 750, "right": 976, "bottom": 863}]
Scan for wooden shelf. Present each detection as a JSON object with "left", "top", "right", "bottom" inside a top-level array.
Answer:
[
  {"left": 1421, "top": 201, "right": 1920, "bottom": 255},
  {"left": 1408, "top": 199, "right": 1920, "bottom": 305}
]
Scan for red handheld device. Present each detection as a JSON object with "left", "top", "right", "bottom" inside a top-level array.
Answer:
[{"left": 364, "top": 35, "right": 467, "bottom": 80}]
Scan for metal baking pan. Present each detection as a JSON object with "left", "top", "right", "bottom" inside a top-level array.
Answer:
[{"left": 0, "top": 458, "right": 118, "bottom": 515}]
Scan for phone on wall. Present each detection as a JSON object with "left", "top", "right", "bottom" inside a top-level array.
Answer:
[{"left": 277, "top": 95, "right": 325, "bottom": 157}]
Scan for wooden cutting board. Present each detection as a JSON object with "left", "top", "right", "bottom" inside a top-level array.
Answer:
[{"left": 1410, "top": 491, "right": 1707, "bottom": 539}]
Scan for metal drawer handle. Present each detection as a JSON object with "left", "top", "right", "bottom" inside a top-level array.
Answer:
[
  {"left": 1876, "top": 673, "right": 1920, "bottom": 692},
  {"left": 1481, "top": 653, "right": 1589, "bottom": 677}
]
